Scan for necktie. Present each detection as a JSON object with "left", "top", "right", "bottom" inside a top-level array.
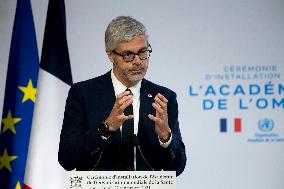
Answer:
[{"left": 121, "top": 88, "right": 134, "bottom": 170}]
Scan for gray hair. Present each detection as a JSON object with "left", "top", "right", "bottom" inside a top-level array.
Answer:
[{"left": 105, "top": 16, "right": 148, "bottom": 51}]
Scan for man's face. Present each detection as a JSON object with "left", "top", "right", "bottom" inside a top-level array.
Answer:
[{"left": 107, "top": 35, "right": 149, "bottom": 87}]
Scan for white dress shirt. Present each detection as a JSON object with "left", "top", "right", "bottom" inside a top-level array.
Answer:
[
  {"left": 111, "top": 70, "right": 141, "bottom": 169},
  {"left": 110, "top": 70, "right": 172, "bottom": 170}
]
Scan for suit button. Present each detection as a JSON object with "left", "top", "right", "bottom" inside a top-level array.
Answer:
[{"left": 170, "top": 150, "right": 175, "bottom": 159}]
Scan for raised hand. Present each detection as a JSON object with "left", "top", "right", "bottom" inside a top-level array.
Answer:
[
  {"left": 106, "top": 90, "right": 134, "bottom": 131},
  {"left": 148, "top": 93, "right": 171, "bottom": 142}
]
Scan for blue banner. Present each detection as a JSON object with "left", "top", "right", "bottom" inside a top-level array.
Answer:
[{"left": 0, "top": 0, "right": 39, "bottom": 188}]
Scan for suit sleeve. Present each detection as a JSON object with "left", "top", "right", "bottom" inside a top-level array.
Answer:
[
  {"left": 161, "top": 91, "right": 187, "bottom": 176},
  {"left": 58, "top": 84, "right": 101, "bottom": 170}
]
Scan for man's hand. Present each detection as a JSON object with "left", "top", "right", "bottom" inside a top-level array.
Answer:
[
  {"left": 105, "top": 90, "right": 134, "bottom": 131},
  {"left": 148, "top": 93, "right": 171, "bottom": 143}
]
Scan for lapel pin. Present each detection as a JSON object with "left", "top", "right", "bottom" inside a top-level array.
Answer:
[{"left": 148, "top": 94, "right": 152, "bottom": 98}]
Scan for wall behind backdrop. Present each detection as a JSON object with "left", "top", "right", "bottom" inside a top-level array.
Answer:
[{"left": 1, "top": 0, "right": 284, "bottom": 188}]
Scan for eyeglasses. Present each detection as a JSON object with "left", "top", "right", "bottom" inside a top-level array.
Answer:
[{"left": 112, "top": 45, "right": 152, "bottom": 63}]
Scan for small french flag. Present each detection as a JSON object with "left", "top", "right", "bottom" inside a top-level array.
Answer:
[{"left": 220, "top": 118, "right": 242, "bottom": 133}]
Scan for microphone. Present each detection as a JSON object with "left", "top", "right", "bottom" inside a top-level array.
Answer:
[
  {"left": 91, "top": 138, "right": 107, "bottom": 170},
  {"left": 91, "top": 138, "right": 107, "bottom": 156},
  {"left": 131, "top": 134, "right": 154, "bottom": 171}
]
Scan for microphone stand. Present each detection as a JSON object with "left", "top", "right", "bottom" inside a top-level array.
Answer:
[
  {"left": 90, "top": 138, "right": 107, "bottom": 171},
  {"left": 131, "top": 134, "right": 154, "bottom": 171}
]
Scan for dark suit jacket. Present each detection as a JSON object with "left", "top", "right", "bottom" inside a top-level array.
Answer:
[{"left": 58, "top": 71, "right": 186, "bottom": 176}]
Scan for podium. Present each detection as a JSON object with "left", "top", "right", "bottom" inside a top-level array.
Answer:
[{"left": 67, "top": 171, "right": 176, "bottom": 189}]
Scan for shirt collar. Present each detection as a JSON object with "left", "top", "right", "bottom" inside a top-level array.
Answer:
[{"left": 111, "top": 69, "right": 141, "bottom": 98}]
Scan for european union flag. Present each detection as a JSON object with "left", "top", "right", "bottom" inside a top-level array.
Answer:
[{"left": 0, "top": 0, "right": 39, "bottom": 188}]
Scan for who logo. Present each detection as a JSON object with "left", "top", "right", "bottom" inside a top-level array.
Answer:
[{"left": 258, "top": 118, "right": 274, "bottom": 132}]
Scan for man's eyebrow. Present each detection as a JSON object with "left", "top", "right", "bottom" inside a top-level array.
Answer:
[{"left": 121, "top": 47, "right": 148, "bottom": 54}]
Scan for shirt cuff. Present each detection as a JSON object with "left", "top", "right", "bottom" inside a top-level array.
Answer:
[{"left": 158, "top": 130, "right": 172, "bottom": 148}]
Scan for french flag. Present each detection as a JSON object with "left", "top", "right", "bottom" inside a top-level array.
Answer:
[
  {"left": 24, "top": 0, "right": 72, "bottom": 188},
  {"left": 220, "top": 118, "right": 242, "bottom": 133}
]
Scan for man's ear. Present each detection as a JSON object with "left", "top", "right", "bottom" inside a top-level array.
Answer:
[{"left": 106, "top": 50, "right": 115, "bottom": 64}]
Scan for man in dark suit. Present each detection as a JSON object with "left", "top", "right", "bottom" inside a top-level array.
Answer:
[{"left": 58, "top": 16, "right": 186, "bottom": 176}]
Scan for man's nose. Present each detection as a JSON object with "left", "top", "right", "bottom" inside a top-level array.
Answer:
[{"left": 132, "top": 54, "right": 142, "bottom": 65}]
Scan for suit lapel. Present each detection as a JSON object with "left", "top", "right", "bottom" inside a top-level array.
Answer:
[
  {"left": 138, "top": 79, "right": 155, "bottom": 136},
  {"left": 99, "top": 71, "right": 121, "bottom": 140},
  {"left": 100, "top": 71, "right": 116, "bottom": 110}
]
